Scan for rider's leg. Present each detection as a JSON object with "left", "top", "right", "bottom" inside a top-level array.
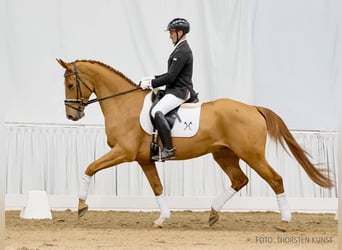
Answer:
[
  {"left": 152, "top": 111, "right": 175, "bottom": 160},
  {"left": 150, "top": 94, "right": 186, "bottom": 117},
  {"left": 151, "top": 94, "right": 185, "bottom": 160}
]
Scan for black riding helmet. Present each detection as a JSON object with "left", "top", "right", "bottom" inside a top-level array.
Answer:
[
  {"left": 166, "top": 18, "right": 190, "bottom": 34},
  {"left": 166, "top": 18, "right": 190, "bottom": 45}
]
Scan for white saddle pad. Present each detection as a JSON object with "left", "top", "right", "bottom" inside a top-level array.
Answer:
[{"left": 139, "top": 92, "right": 202, "bottom": 137}]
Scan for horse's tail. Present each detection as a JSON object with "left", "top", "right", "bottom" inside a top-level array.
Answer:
[{"left": 255, "top": 106, "right": 334, "bottom": 188}]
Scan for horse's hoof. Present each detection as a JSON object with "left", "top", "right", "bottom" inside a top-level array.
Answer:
[
  {"left": 208, "top": 208, "right": 219, "bottom": 227},
  {"left": 275, "top": 220, "right": 289, "bottom": 232},
  {"left": 153, "top": 217, "right": 167, "bottom": 228},
  {"left": 78, "top": 205, "right": 88, "bottom": 219}
]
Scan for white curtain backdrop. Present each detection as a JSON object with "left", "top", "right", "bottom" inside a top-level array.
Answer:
[
  {"left": 1, "top": 0, "right": 339, "bottom": 128},
  {"left": 1, "top": 0, "right": 252, "bottom": 125},
  {"left": 1, "top": 0, "right": 340, "bottom": 210},
  {"left": 4, "top": 124, "right": 337, "bottom": 199},
  {"left": 252, "top": 0, "right": 341, "bottom": 130}
]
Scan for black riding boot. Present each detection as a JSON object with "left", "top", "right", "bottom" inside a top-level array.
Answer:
[{"left": 151, "top": 111, "right": 175, "bottom": 161}]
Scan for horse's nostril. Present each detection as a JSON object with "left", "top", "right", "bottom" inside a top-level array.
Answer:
[{"left": 67, "top": 115, "right": 73, "bottom": 120}]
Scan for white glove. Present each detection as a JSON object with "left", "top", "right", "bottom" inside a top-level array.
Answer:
[
  {"left": 139, "top": 79, "right": 152, "bottom": 89},
  {"left": 139, "top": 76, "right": 155, "bottom": 89}
]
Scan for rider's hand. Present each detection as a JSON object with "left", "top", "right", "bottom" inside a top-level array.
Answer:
[
  {"left": 139, "top": 76, "right": 155, "bottom": 89},
  {"left": 139, "top": 79, "right": 152, "bottom": 89}
]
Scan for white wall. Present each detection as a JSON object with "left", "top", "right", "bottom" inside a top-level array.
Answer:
[
  {"left": 252, "top": 0, "right": 341, "bottom": 131},
  {"left": 0, "top": 0, "right": 9, "bottom": 242}
]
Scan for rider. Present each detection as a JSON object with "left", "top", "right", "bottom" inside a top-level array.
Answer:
[{"left": 140, "top": 18, "right": 197, "bottom": 161}]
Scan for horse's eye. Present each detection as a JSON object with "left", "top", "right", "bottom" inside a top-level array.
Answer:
[{"left": 67, "top": 83, "right": 74, "bottom": 89}]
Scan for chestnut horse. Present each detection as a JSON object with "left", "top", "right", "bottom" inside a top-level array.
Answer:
[{"left": 57, "top": 59, "right": 333, "bottom": 232}]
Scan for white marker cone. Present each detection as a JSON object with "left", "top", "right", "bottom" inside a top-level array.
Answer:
[{"left": 20, "top": 190, "right": 52, "bottom": 219}]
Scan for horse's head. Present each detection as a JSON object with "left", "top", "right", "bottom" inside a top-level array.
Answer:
[{"left": 57, "top": 59, "right": 94, "bottom": 121}]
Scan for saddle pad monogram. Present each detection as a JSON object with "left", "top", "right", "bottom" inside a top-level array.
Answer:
[{"left": 139, "top": 92, "right": 202, "bottom": 137}]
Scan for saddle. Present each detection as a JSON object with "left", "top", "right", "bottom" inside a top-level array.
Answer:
[{"left": 149, "top": 89, "right": 199, "bottom": 129}]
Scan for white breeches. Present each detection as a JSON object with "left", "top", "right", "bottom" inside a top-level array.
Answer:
[{"left": 151, "top": 93, "right": 187, "bottom": 118}]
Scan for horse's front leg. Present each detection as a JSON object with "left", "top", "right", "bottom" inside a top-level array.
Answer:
[
  {"left": 78, "top": 146, "right": 134, "bottom": 218},
  {"left": 139, "top": 161, "right": 170, "bottom": 228}
]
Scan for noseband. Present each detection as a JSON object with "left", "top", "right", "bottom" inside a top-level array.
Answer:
[{"left": 64, "top": 63, "right": 141, "bottom": 113}]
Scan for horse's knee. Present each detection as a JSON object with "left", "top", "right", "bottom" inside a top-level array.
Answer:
[
  {"left": 85, "top": 167, "right": 95, "bottom": 176},
  {"left": 85, "top": 161, "right": 105, "bottom": 176},
  {"left": 231, "top": 175, "right": 249, "bottom": 191}
]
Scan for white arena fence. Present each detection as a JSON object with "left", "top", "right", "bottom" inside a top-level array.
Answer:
[{"left": 4, "top": 123, "right": 338, "bottom": 213}]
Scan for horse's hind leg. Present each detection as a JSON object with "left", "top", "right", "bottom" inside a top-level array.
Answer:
[
  {"left": 245, "top": 155, "right": 291, "bottom": 232},
  {"left": 139, "top": 161, "right": 170, "bottom": 228},
  {"left": 210, "top": 148, "right": 249, "bottom": 226}
]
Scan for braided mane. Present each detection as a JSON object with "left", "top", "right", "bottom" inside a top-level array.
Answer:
[{"left": 75, "top": 59, "right": 137, "bottom": 86}]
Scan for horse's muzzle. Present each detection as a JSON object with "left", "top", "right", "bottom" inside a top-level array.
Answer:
[{"left": 66, "top": 111, "right": 85, "bottom": 121}]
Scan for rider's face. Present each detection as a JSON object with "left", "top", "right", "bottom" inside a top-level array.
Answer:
[{"left": 169, "top": 30, "right": 183, "bottom": 45}]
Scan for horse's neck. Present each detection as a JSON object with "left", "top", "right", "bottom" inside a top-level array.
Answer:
[
  {"left": 93, "top": 73, "right": 133, "bottom": 98},
  {"left": 80, "top": 63, "right": 144, "bottom": 124},
  {"left": 100, "top": 90, "right": 144, "bottom": 115},
  {"left": 91, "top": 74, "right": 145, "bottom": 121},
  {"left": 79, "top": 61, "right": 136, "bottom": 94}
]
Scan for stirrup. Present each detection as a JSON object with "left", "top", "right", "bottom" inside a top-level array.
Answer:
[{"left": 151, "top": 148, "right": 175, "bottom": 161}]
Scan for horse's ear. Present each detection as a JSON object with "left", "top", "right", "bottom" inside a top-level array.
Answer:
[{"left": 56, "top": 58, "right": 70, "bottom": 69}]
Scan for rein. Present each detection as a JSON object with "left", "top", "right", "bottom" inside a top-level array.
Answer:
[
  {"left": 86, "top": 88, "right": 141, "bottom": 106},
  {"left": 64, "top": 63, "right": 141, "bottom": 110}
]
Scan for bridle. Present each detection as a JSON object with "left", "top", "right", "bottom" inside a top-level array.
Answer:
[{"left": 64, "top": 63, "right": 141, "bottom": 113}]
